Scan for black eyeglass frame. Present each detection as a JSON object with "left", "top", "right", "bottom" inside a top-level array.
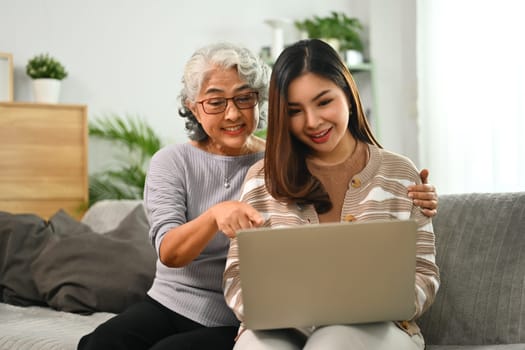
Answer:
[{"left": 196, "top": 91, "right": 259, "bottom": 115}]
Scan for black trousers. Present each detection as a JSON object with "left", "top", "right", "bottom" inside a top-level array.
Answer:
[{"left": 78, "top": 295, "right": 238, "bottom": 350}]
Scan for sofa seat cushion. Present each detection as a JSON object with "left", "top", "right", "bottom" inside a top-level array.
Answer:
[
  {"left": 427, "top": 345, "right": 525, "bottom": 350},
  {"left": 0, "top": 302, "right": 114, "bottom": 350}
]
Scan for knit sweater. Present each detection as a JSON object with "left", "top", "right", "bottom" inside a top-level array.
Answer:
[
  {"left": 144, "top": 142, "right": 264, "bottom": 327},
  {"left": 223, "top": 144, "right": 440, "bottom": 336}
]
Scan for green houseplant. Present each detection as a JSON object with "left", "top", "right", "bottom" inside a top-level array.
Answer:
[
  {"left": 88, "top": 114, "right": 163, "bottom": 207},
  {"left": 26, "top": 53, "right": 68, "bottom": 103},
  {"left": 26, "top": 53, "right": 68, "bottom": 80},
  {"left": 294, "top": 12, "right": 364, "bottom": 53}
]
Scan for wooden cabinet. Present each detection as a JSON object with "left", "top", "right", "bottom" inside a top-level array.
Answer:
[{"left": 0, "top": 102, "right": 88, "bottom": 219}]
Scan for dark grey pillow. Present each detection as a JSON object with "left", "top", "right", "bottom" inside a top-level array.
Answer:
[
  {"left": 48, "top": 209, "right": 93, "bottom": 237},
  {"left": 418, "top": 192, "right": 525, "bottom": 345},
  {"left": 31, "top": 205, "right": 156, "bottom": 314},
  {"left": 0, "top": 212, "right": 52, "bottom": 306}
]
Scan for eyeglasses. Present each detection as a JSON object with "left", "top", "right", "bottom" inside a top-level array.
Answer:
[{"left": 197, "top": 92, "right": 259, "bottom": 115}]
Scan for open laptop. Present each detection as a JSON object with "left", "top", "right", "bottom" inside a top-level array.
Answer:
[{"left": 237, "top": 219, "right": 417, "bottom": 330}]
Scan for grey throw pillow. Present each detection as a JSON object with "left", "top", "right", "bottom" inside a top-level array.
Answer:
[
  {"left": 31, "top": 205, "right": 156, "bottom": 314},
  {"left": 48, "top": 209, "right": 93, "bottom": 237},
  {"left": 0, "top": 212, "right": 52, "bottom": 306}
]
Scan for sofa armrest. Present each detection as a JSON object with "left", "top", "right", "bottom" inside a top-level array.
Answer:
[{"left": 418, "top": 192, "right": 525, "bottom": 345}]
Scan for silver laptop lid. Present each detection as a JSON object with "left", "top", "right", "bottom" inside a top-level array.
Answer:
[{"left": 237, "top": 220, "right": 417, "bottom": 330}]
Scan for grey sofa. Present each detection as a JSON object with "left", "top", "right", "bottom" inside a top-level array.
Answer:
[
  {"left": 419, "top": 192, "right": 525, "bottom": 350},
  {"left": 1, "top": 193, "right": 524, "bottom": 349}
]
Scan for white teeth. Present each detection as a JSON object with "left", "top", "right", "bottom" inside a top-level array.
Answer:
[
  {"left": 312, "top": 129, "right": 329, "bottom": 138},
  {"left": 224, "top": 125, "right": 242, "bottom": 131}
]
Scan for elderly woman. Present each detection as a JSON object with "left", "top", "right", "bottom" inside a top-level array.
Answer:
[{"left": 79, "top": 42, "right": 437, "bottom": 350}]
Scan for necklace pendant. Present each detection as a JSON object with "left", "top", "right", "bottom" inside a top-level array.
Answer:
[{"left": 224, "top": 181, "right": 230, "bottom": 189}]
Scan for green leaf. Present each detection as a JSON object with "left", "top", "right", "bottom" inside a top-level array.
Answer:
[
  {"left": 294, "top": 12, "right": 364, "bottom": 52},
  {"left": 26, "top": 53, "right": 68, "bottom": 80},
  {"left": 88, "top": 114, "right": 163, "bottom": 207}
]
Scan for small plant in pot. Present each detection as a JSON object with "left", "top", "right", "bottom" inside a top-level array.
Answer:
[
  {"left": 26, "top": 53, "right": 68, "bottom": 103},
  {"left": 295, "top": 12, "right": 364, "bottom": 64}
]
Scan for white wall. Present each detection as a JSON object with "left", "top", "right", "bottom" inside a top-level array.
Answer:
[
  {"left": 417, "top": 0, "right": 525, "bottom": 194},
  {"left": 370, "top": 0, "right": 419, "bottom": 164},
  {"left": 0, "top": 0, "right": 415, "bottom": 173}
]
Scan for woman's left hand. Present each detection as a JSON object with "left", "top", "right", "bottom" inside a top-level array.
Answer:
[{"left": 408, "top": 168, "right": 438, "bottom": 217}]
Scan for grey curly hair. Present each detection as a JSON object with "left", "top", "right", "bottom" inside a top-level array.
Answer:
[{"left": 178, "top": 42, "right": 271, "bottom": 141}]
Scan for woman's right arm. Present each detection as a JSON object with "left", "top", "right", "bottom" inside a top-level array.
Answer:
[
  {"left": 157, "top": 206, "right": 222, "bottom": 267},
  {"left": 144, "top": 147, "right": 262, "bottom": 268},
  {"left": 159, "top": 201, "right": 262, "bottom": 267},
  {"left": 143, "top": 147, "right": 218, "bottom": 267}
]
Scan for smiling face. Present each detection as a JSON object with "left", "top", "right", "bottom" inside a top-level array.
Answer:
[
  {"left": 287, "top": 72, "right": 355, "bottom": 164},
  {"left": 188, "top": 66, "right": 260, "bottom": 156}
]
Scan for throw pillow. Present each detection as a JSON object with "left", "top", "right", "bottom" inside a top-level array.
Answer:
[
  {"left": 49, "top": 209, "right": 93, "bottom": 237},
  {"left": 31, "top": 205, "right": 156, "bottom": 314},
  {"left": 0, "top": 212, "right": 53, "bottom": 306}
]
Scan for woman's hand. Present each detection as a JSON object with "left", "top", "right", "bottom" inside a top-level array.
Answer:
[
  {"left": 408, "top": 169, "right": 438, "bottom": 217},
  {"left": 159, "top": 201, "right": 263, "bottom": 267},
  {"left": 211, "top": 201, "right": 264, "bottom": 238}
]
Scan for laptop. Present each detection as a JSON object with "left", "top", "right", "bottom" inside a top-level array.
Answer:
[{"left": 237, "top": 219, "right": 417, "bottom": 330}]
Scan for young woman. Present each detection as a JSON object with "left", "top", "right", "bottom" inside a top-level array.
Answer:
[{"left": 223, "top": 39, "right": 439, "bottom": 349}]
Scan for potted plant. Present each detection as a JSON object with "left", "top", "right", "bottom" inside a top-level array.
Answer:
[
  {"left": 88, "top": 114, "right": 163, "bottom": 207},
  {"left": 295, "top": 12, "right": 364, "bottom": 63},
  {"left": 26, "top": 53, "right": 68, "bottom": 103}
]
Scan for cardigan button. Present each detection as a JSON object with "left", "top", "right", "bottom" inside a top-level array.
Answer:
[
  {"left": 344, "top": 214, "right": 356, "bottom": 222},
  {"left": 351, "top": 177, "right": 361, "bottom": 188}
]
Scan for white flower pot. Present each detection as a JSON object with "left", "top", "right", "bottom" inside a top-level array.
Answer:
[
  {"left": 345, "top": 50, "right": 364, "bottom": 66},
  {"left": 32, "top": 78, "right": 61, "bottom": 103},
  {"left": 321, "top": 38, "right": 341, "bottom": 53}
]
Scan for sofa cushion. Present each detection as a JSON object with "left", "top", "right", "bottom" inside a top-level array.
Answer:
[
  {"left": 0, "top": 302, "right": 115, "bottom": 350},
  {"left": 427, "top": 345, "right": 525, "bottom": 350},
  {"left": 0, "top": 212, "right": 52, "bottom": 306},
  {"left": 31, "top": 205, "right": 156, "bottom": 314},
  {"left": 81, "top": 199, "right": 144, "bottom": 233},
  {"left": 418, "top": 192, "right": 525, "bottom": 345}
]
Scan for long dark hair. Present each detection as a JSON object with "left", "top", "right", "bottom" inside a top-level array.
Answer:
[{"left": 264, "top": 39, "right": 381, "bottom": 213}]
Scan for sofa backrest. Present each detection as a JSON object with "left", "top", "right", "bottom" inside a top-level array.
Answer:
[
  {"left": 418, "top": 192, "right": 525, "bottom": 345},
  {"left": 81, "top": 199, "right": 145, "bottom": 233}
]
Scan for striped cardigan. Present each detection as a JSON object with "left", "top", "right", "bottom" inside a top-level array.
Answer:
[{"left": 223, "top": 144, "right": 440, "bottom": 336}]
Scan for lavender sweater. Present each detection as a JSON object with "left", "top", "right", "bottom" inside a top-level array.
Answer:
[{"left": 143, "top": 142, "right": 264, "bottom": 327}]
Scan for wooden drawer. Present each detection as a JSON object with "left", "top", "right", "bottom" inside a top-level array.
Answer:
[{"left": 0, "top": 102, "right": 88, "bottom": 219}]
